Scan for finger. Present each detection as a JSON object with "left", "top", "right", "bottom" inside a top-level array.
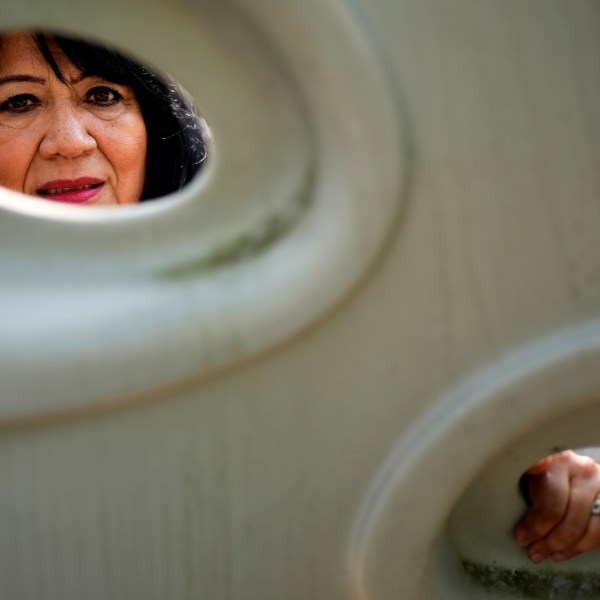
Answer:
[
  {"left": 527, "top": 474, "right": 598, "bottom": 556},
  {"left": 524, "top": 450, "right": 581, "bottom": 476},
  {"left": 552, "top": 507, "right": 600, "bottom": 561},
  {"left": 524, "top": 454, "right": 558, "bottom": 476},
  {"left": 513, "top": 466, "right": 570, "bottom": 547}
]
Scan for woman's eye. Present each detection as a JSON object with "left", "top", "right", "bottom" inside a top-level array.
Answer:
[
  {"left": 86, "top": 86, "right": 122, "bottom": 106},
  {"left": 0, "top": 94, "right": 39, "bottom": 113}
]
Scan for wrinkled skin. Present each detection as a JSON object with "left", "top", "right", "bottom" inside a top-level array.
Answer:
[{"left": 514, "top": 450, "right": 600, "bottom": 563}]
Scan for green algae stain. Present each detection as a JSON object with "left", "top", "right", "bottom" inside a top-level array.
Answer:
[
  {"left": 159, "top": 162, "right": 316, "bottom": 281},
  {"left": 462, "top": 560, "right": 600, "bottom": 599}
]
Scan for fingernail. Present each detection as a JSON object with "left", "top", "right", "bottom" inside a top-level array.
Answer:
[
  {"left": 552, "top": 553, "right": 567, "bottom": 562},
  {"left": 515, "top": 535, "right": 530, "bottom": 547},
  {"left": 529, "top": 553, "right": 546, "bottom": 564}
]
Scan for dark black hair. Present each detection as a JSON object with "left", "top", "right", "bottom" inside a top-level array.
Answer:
[{"left": 30, "top": 32, "right": 207, "bottom": 201}]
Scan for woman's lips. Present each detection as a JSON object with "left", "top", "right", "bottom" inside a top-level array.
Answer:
[{"left": 36, "top": 178, "right": 105, "bottom": 204}]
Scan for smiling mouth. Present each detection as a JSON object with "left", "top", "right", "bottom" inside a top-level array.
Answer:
[
  {"left": 38, "top": 183, "right": 103, "bottom": 195},
  {"left": 36, "top": 181, "right": 105, "bottom": 204}
]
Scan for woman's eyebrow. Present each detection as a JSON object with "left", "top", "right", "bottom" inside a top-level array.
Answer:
[{"left": 0, "top": 74, "right": 45, "bottom": 86}]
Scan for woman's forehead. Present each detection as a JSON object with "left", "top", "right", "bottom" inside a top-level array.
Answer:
[
  {"left": 0, "top": 33, "right": 42, "bottom": 67},
  {"left": 0, "top": 33, "right": 77, "bottom": 78}
]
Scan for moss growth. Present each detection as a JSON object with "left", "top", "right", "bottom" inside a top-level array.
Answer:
[
  {"left": 160, "top": 162, "right": 316, "bottom": 280},
  {"left": 462, "top": 559, "right": 600, "bottom": 598}
]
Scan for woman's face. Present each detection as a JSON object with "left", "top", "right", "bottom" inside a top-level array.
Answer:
[{"left": 0, "top": 33, "right": 147, "bottom": 205}]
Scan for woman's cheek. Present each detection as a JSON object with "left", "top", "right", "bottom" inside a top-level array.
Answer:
[{"left": 0, "top": 131, "right": 34, "bottom": 193}]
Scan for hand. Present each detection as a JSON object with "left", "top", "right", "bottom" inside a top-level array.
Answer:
[{"left": 513, "top": 450, "right": 600, "bottom": 563}]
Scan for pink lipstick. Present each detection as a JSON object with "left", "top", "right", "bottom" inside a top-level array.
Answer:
[{"left": 37, "top": 178, "right": 104, "bottom": 204}]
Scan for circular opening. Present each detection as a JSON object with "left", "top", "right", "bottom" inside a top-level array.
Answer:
[
  {"left": 0, "top": 29, "right": 210, "bottom": 211},
  {"left": 0, "top": 1, "right": 405, "bottom": 424},
  {"left": 448, "top": 426, "right": 600, "bottom": 598},
  {"left": 351, "top": 322, "right": 600, "bottom": 599}
]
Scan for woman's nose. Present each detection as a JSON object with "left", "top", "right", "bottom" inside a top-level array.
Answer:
[{"left": 38, "top": 103, "right": 97, "bottom": 159}]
